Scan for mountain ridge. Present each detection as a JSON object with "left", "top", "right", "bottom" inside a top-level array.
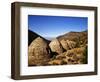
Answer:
[{"left": 28, "top": 29, "right": 50, "bottom": 46}]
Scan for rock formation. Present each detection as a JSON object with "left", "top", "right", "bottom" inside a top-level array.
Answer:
[
  {"left": 48, "top": 47, "right": 86, "bottom": 65},
  {"left": 60, "top": 39, "right": 76, "bottom": 51},
  {"left": 49, "top": 39, "right": 63, "bottom": 54},
  {"left": 28, "top": 30, "right": 88, "bottom": 66},
  {"left": 28, "top": 37, "right": 50, "bottom": 66},
  {"left": 57, "top": 31, "right": 87, "bottom": 47}
]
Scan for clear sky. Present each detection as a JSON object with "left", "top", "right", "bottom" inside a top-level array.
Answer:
[{"left": 28, "top": 15, "right": 87, "bottom": 38}]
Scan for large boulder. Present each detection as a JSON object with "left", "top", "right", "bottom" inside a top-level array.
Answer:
[
  {"left": 49, "top": 39, "right": 63, "bottom": 54},
  {"left": 60, "top": 39, "right": 76, "bottom": 50},
  {"left": 28, "top": 37, "right": 50, "bottom": 66}
]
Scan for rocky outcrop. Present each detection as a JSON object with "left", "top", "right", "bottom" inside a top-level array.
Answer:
[
  {"left": 62, "top": 47, "right": 86, "bottom": 64},
  {"left": 28, "top": 30, "right": 87, "bottom": 66},
  {"left": 28, "top": 37, "right": 50, "bottom": 66},
  {"left": 57, "top": 31, "right": 87, "bottom": 47},
  {"left": 49, "top": 39, "right": 63, "bottom": 54},
  {"left": 60, "top": 39, "right": 76, "bottom": 50},
  {"left": 48, "top": 47, "right": 86, "bottom": 65}
]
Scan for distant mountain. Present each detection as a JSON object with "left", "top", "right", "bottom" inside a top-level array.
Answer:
[
  {"left": 44, "top": 37, "right": 55, "bottom": 41},
  {"left": 28, "top": 29, "right": 50, "bottom": 46}
]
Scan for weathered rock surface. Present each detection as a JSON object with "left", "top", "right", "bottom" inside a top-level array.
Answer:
[
  {"left": 60, "top": 39, "right": 76, "bottom": 50},
  {"left": 28, "top": 37, "right": 50, "bottom": 66},
  {"left": 48, "top": 47, "right": 86, "bottom": 65},
  {"left": 49, "top": 39, "right": 63, "bottom": 54},
  {"left": 57, "top": 31, "right": 87, "bottom": 47},
  {"left": 48, "top": 59, "right": 63, "bottom": 65},
  {"left": 62, "top": 47, "right": 86, "bottom": 64}
]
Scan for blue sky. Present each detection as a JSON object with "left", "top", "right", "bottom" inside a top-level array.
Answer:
[{"left": 28, "top": 15, "right": 87, "bottom": 38}]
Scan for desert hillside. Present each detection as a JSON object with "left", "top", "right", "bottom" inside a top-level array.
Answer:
[
  {"left": 28, "top": 30, "right": 88, "bottom": 66},
  {"left": 57, "top": 30, "right": 87, "bottom": 47}
]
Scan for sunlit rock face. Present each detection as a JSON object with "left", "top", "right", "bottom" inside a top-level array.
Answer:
[
  {"left": 28, "top": 37, "right": 50, "bottom": 66},
  {"left": 60, "top": 39, "right": 76, "bottom": 51},
  {"left": 48, "top": 47, "right": 87, "bottom": 65},
  {"left": 49, "top": 39, "right": 63, "bottom": 55}
]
